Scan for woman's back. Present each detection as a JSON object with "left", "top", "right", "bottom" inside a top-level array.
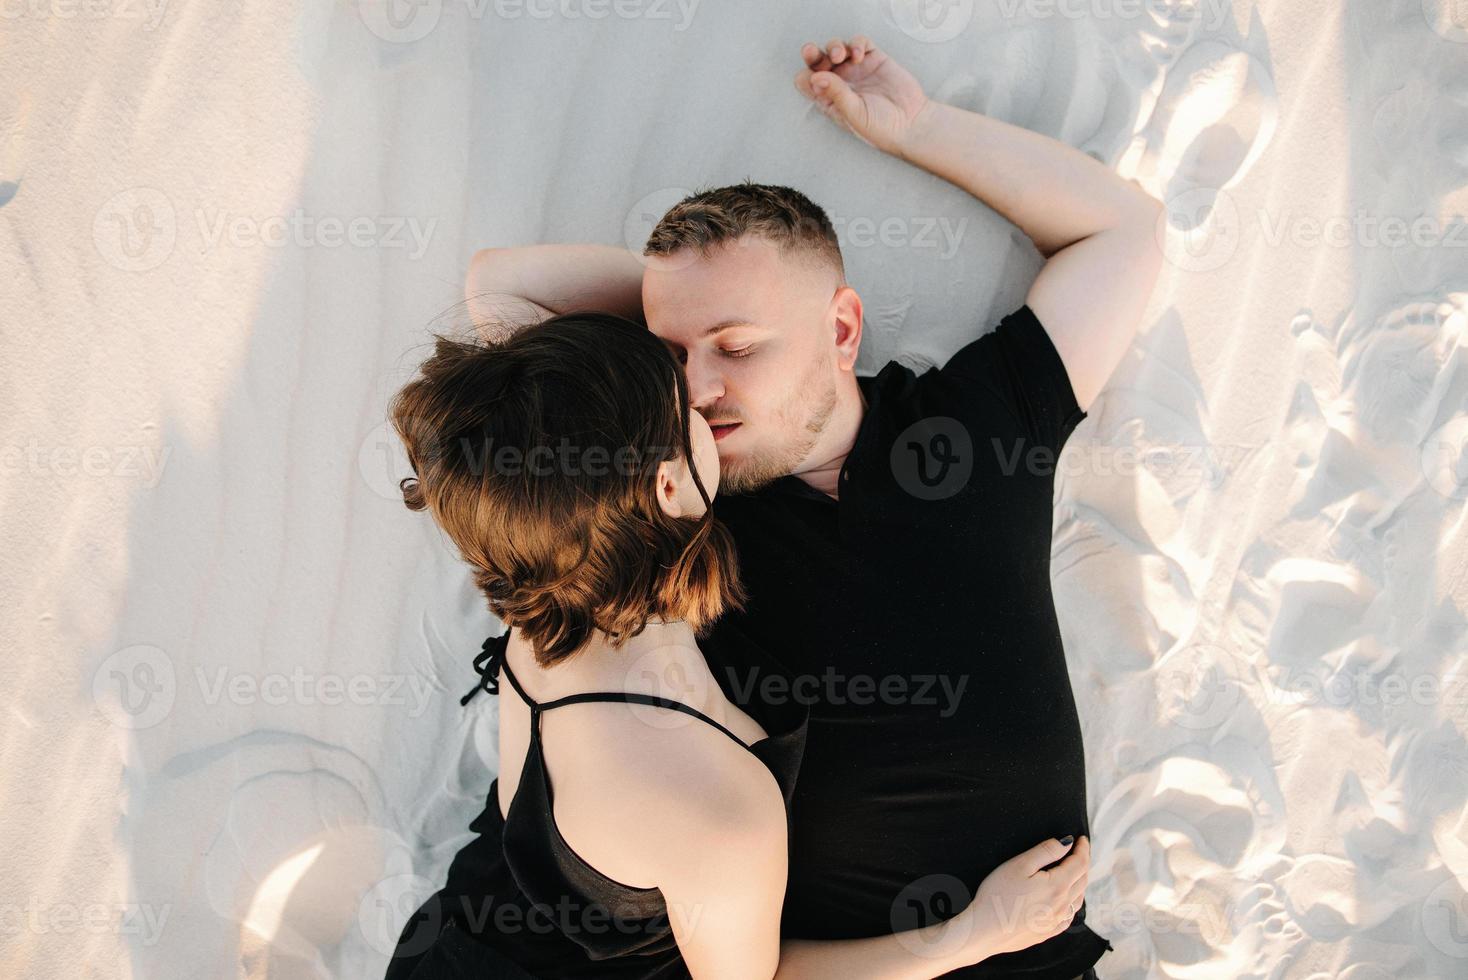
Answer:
[{"left": 481, "top": 623, "right": 808, "bottom": 967}]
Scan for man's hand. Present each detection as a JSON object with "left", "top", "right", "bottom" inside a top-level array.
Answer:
[{"left": 793, "top": 37, "right": 931, "bottom": 156}]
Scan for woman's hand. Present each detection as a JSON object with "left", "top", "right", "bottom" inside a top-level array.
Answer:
[
  {"left": 952, "top": 835, "right": 1092, "bottom": 962},
  {"left": 793, "top": 36, "right": 933, "bottom": 156}
]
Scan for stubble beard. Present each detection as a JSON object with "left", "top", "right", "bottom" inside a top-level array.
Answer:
[{"left": 718, "top": 357, "right": 839, "bottom": 495}]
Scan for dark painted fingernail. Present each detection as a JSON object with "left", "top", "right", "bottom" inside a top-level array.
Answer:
[{"left": 1059, "top": 835, "right": 1075, "bottom": 846}]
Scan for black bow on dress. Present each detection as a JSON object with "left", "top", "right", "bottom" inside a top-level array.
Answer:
[{"left": 459, "top": 632, "right": 508, "bottom": 706}]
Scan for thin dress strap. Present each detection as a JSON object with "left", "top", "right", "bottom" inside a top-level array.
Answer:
[
  {"left": 461, "top": 631, "right": 755, "bottom": 753},
  {"left": 534, "top": 687, "right": 752, "bottom": 750}
]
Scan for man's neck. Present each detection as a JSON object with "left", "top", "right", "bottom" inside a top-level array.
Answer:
[{"left": 793, "top": 379, "right": 868, "bottom": 501}]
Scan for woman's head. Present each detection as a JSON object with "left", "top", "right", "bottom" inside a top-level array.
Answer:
[{"left": 390, "top": 312, "right": 744, "bottom": 666}]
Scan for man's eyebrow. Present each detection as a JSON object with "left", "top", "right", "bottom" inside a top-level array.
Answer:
[{"left": 702, "top": 319, "right": 758, "bottom": 337}]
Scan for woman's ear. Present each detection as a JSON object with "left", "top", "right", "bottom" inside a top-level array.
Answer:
[{"left": 654, "top": 458, "right": 685, "bottom": 519}]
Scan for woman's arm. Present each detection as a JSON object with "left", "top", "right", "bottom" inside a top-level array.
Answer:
[
  {"left": 647, "top": 754, "right": 1091, "bottom": 979},
  {"left": 652, "top": 762, "right": 787, "bottom": 979},
  {"left": 773, "top": 835, "right": 1091, "bottom": 979},
  {"left": 464, "top": 244, "right": 647, "bottom": 328}
]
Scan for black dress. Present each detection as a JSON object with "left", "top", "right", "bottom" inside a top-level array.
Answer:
[{"left": 384, "top": 626, "right": 808, "bottom": 979}]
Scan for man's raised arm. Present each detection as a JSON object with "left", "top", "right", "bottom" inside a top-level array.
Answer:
[{"left": 794, "top": 36, "right": 1164, "bottom": 413}]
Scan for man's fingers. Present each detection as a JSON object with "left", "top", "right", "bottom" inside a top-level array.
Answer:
[
  {"left": 797, "top": 68, "right": 840, "bottom": 120},
  {"left": 802, "top": 36, "right": 875, "bottom": 73},
  {"left": 793, "top": 67, "right": 815, "bottom": 100},
  {"left": 811, "top": 71, "right": 863, "bottom": 126},
  {"left": 796, "top": 68, "right": 845, "bottom": 126},
  {"left": 802, "top": 41, "right": 833, "bottom": 73}
]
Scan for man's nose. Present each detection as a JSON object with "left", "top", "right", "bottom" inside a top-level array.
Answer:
[{"left": 685, "top": 354, "right": 725, "bottom": 413}]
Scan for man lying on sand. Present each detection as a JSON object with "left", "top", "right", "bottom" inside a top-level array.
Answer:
[{"left": 388, "top": 33, "right": 1162, "bottom": 980}]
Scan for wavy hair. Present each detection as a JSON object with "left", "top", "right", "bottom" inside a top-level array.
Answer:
[{"left": 390, "top": 312, "right": 745, "bottom": 666}]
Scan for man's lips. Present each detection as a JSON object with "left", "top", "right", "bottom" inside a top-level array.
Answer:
[{"left": 709, "top": 422, "right": 742, "bottom": 442}]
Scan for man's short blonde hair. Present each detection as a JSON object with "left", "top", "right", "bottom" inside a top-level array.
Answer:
[{"left": 643, "top": 180, "right": 845, "bottom": 278}]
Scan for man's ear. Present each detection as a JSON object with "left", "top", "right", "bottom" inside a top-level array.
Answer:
[
  {"left": 830, "top": 285, "right": 863, "bottom": 371},
  {"left": 654, "top": 458, "right": 685, "bottom": 519}
]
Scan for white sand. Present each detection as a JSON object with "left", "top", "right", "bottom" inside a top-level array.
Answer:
[{"left": 3, "top": 0, "right": 1466, "bottom": 977}]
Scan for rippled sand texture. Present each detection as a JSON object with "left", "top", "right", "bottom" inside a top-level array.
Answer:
[
  {"left": 2, "top": 0, "right": 1465, "bottom": 977},
  {"left": 1055, "top": 1, "right": 1468, "bottom": 976}
]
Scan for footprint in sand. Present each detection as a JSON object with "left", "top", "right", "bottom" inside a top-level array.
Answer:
[
  {"left": 1106, "top": 2, "right": 1277, "bottom": 192},
  {"left": 1090, "top": 752, "right": 1289, "bottom": 974},
  {"left": 125, "top": 735, "right": 411, "bottom": 975},
  {"left": 1358, "top": 2, "right": 1468, "bottom": 217},
  {"left": 1273, "top": 300, "right": 1467, "bottom": 556},
  {"left": 1105, "top": 6, "right": 1277, "bottom": 275},
  {"left": 1136, "top": 38, "right": 1276, "bottom": 200},
  {"left": 1338, "top": 300, "right": 1467, "bottom": 449},
  {"left": 1092, "top": 5, "right": 1274, "bottom": 275}
]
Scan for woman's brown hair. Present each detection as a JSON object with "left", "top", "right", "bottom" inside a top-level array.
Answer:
[{"left": 389, "top": 312, "right": 745, "bottom": 666}]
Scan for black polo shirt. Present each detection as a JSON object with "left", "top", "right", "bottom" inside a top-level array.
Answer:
[{"left": 707, "top": 305, "right": 1113, "bottom": 978}]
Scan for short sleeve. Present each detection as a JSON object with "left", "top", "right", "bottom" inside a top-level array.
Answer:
[{"left": 926, "top": 304, "right": 1087, "bottom": 455}]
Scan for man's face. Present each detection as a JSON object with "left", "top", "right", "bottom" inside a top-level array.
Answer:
[{"left": 642, "top": 236, "right": 845, "bottom": 494}]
